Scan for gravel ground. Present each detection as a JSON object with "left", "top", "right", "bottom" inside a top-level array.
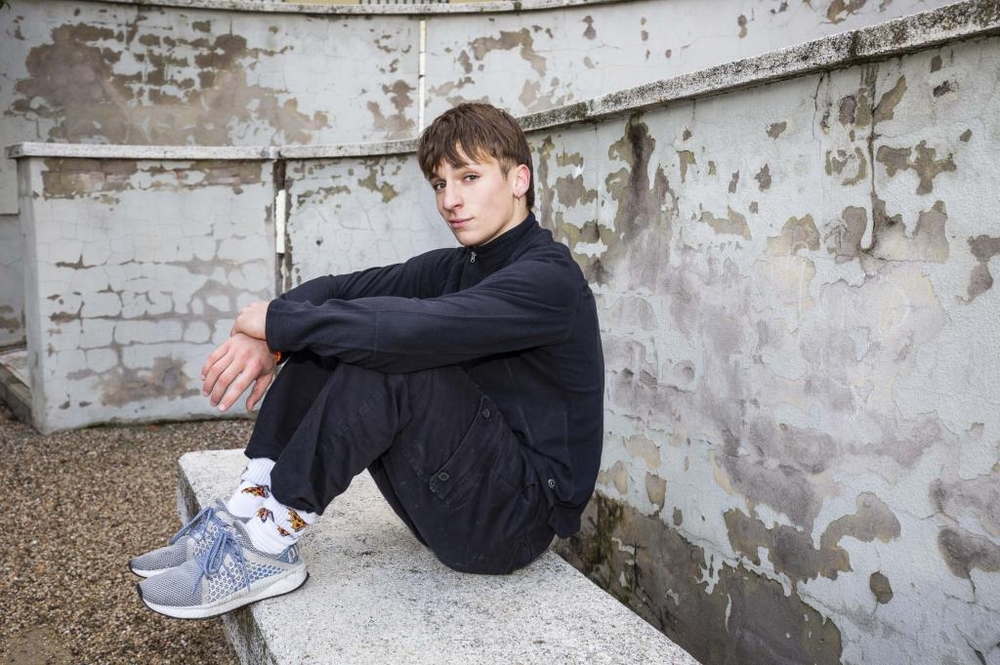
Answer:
[{"left": 0, "top": 401, "right": 254, "bottom": 665}]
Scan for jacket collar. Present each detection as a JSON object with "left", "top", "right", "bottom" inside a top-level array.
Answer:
[{"left": 468, "top": 213, "right": 537, "bottom": 271}]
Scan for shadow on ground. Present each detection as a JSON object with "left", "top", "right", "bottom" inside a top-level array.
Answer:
[{"left": 0, "top": 402, "right": 254, "bottom": 665}]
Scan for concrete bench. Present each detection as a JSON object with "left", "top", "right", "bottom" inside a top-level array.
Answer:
[{"left": 178, "top": 449, "right": 700, "bottom": 665}]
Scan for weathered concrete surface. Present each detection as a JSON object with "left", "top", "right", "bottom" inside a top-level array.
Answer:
[
  {"left": 281, "top": 155, "right": 454, "bottom": 291},
  {"left": 178, "top": 448, "right": 700, "bottom": 665},
  {"left": 0, "top": 0, "right": 419, "bottom": 214},
  {"left": 537, "top": 33, "right": 1000, "bottom": 665},
  {"left": 15, "top": 153, "right": 276, "bottom": 432},
  {"left": 425, "top": 0, "right": 960, "bottom": 121}
]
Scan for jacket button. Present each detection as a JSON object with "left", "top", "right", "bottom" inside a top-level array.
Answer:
[
  {"left": 438, "top": 472, "right": 450, "bottom": 482},
  {"left": 482, "top": 408, "right": 491, "bottom": 418},
  {"left": 548, "top": 479, "right": 556, "bottom": 489}
]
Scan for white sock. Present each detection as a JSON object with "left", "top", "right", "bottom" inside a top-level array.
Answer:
[
  {"left": 226, "top": 458, "right": 276, "bottom": 518},
  {"left": 244, "top": 495, "right": 317, "bottom": 555}
]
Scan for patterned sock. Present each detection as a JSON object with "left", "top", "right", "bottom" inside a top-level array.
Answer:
[
  {"left": 244, "top": 494, "right": 317, "bottom": 555},
  {"left": 226, "top": 458, "right": 276, "bottom": 518}
]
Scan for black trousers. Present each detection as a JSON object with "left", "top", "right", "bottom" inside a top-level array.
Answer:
[{"left": 244, "top": 351, "right": 555, "bottom": 574}]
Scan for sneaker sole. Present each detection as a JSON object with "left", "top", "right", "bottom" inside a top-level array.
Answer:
[
  {"left": 129, "top": 563, "right": 173, "bottom": 578},
  {"left": 137, "top": 568, "right": 309, "bottom": 620}
]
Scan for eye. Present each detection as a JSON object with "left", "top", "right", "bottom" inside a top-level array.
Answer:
[
  {"left": 431, "top": 181, "right": 445, "bottom": 192},
  {"left": 462, "top": 173, "right": 479, "bottom": 182}
]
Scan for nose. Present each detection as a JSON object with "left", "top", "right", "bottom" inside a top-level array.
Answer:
[{"left": 441, "top": 184, "right": 462, "bottom": 211}]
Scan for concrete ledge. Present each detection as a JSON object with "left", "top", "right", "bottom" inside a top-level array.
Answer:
[
  {"left": 5, "top": 144, "right": 278, "bottom": 161},
  {"left": 11, "top": 1, "right": 996, "bottom": 164},
  {"left": 178, "top": 449, "right": 700, "bottom": 665},
  {"left": 520, "top": 0, "right": 1000, "bottom": 132},
  {"left": 110, "top": 0, "right": 625, "bottom": 16}
]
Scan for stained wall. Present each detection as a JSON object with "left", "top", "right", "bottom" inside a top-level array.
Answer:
[
  {"left": 4, "top": 0, "right": 1000, "bottom": 661},
  {"left": 278, "top": 26, "right": 1000, "bottom": 665},
  {"left": 540, "top": 34, "right": 1000, "bottom": 665},
  {"left": 16, "top": 152, "right": 276, "bottom": 431}
]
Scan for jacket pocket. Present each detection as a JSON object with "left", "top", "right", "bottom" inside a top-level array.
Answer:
[{"left": 427, "top": 396, "right": 507, "bottom": 510}]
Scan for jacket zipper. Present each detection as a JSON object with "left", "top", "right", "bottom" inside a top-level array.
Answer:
[{"left": 470, "top": 250, "right": 477, "bottom": 264}]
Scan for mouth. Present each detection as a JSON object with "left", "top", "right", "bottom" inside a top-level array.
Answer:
[{"left": 448, "top": 218, "right": 471, "bottom": 229}]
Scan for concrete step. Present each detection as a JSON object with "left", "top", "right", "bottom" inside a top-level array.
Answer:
[{"left": 178, "top": 449, "right": 701, "bottom": 665}]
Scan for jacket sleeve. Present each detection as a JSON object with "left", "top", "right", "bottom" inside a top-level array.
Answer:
[
  {"left": 277, "top": 248, "right": 457, "bottom": 304},
  {"left": 265, "top": 254, "right": 582, "bottom": 373}
]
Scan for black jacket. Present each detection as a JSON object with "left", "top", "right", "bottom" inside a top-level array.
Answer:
[{"left": 265, "top": 214, "right": 604, "bottom": 537}]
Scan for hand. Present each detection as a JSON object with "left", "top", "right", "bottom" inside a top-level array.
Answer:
[
  {"left": 232, "top": 300, "right": 270, "bottom": 340},
  {"left": 201, "top": 332, "right": 278, "bottom": 412}
]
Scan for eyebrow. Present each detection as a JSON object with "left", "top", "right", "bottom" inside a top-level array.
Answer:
[{"left": 429, "top": 162, "right": 476, "bottom": 180}]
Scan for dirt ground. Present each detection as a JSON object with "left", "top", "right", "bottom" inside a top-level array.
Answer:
[{"left": 0, "top": 402, "right": 253, "bottom": 665}]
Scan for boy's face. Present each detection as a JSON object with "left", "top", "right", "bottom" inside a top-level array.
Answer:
[{"left": 429, "top": 150, "right": 530, "bottom": 248}]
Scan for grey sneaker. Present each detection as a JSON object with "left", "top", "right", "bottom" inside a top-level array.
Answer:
[
  {"left": 129, "top": 501, "right": 236, "bottom": 578},
  {"left": 136, "top": 519, "right": 308, "bottom": 620}
]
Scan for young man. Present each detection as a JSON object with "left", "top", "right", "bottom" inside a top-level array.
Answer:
[{"left": 131, "top": 103, "right": 604, "bottom": 619}]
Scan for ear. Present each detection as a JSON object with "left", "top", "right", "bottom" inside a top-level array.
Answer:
[{"left": 511, "top": 164, "right": 531, "bottom": 199}]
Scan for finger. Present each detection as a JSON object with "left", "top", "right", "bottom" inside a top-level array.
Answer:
[
  {"left": 202, "top": 352, "right": 232, "bottom": 397},
  {"left": 245, "top": 372, "right": 273, "bottom": 412},
  {"left": 216, "top": 365, "right": 255, "bottom": 411},
  {"left": 201, "top": 339, "right": 230, "bottom": 379},
  {"left": 208, "top": 350, "right": 247, "bottom": 405}
]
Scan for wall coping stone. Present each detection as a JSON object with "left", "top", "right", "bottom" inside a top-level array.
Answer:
[
  {"left": 177, "top": 449, "right": 700, "bottom": 665},
  {"left": 6, "top": 144, "right": 278, "bottom": 161},
  {"left": 98, "top": 0, "right": 625, "bottom": 16},
  {"left": 8, "top": 0, "right": 997, "bottom": 162}
]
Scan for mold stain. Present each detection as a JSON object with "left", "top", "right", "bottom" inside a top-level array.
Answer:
[
  {"left": 645, "top": 473, "right": 666, "bottom": 513},
  {"left": 677, "top": 151, "right": 697, "bottom": 184},
  {"left": 725, "top": 492, "right": 900, "bottom": 586},
  {"left": 700, "top": 207, "right": 751, "bottom": 239},
  {"left": 557, "top": 494, "right": 844, "bottom": 665},
  {"left": 467, "top": 29, "right": 547, "bottom": 77},
  {"left": 583, "top": 16, "right": 596, "bottom": 40},
  {"left": 597, "top": 460, "right": 629, "bottom": 494},
  {"left": 40, "top": 159, "right": 263, "bottom": 200},
  {"left": 825, "top": 206, "right": 869, "bottom": 263},
  {"left": 366, "top": 80, "right": 417, "bottom": 139},
  {"left": 13, "top": 25, "right": 329, "bottom": 145},
  {"left": 876, "top": 141, "right": 956, "bottom": 195},
  {"left": 869, "top": 571, "right": 893, "bottom": 604},
  {"left": 767, "top": 122, "right": 787, "bottom": 139},
  {"left": 97, "top": 355, "right": 200, "bottom": 406},
  {"left": 767, "top": 215, "right": 820, "bottom": 256},
  {"left": 603, "top": 116, "right": 678, "bottom": 286},
  {"left": 930, "top": 474, "right": 1000, "bottom": 537},
  {"left": 824, "top": 147, "right": 867, "bottom": 186},
  {"left": 938, "top": 526, "right": 1000, "bottom": 581},
  {"left": 827, "top": 0, "right": 874, "bottom": 24},
  {"left": 870, "top": 198, "right": 950, "bottom": 263},
  {"left": 965, "top": 235, "right": 1000, "bottom": 302},
  {"left": 755, "top": 164, "right": 772, "bottom": 190},
  {"left": 872, "top": 75, "right": 907, "bottom": 125}
]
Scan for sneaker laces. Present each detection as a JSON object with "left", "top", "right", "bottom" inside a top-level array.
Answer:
[
  {"left": 169, "top": 506, "right": 222, "bottom": 545},
  {"left": 192, "top": 527, "right": 250, "bottom": 594}
]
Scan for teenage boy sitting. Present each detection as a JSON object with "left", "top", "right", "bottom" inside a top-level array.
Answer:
[{"left": 130, "top": 102, "right": 604, "bottom": 619}]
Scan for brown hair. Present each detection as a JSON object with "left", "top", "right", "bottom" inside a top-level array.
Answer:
[{"left": 417, "top": 103, "right": 534, "bottom": 210}]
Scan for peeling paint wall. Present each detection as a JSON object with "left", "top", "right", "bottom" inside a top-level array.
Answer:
[
  {"left": 16, "top": 155, "right": 275, "bottom": 432},
  {"left": 0, "top": 0, "right": 419, "bottom": 215},
  {"left": 4, "top": 0, "right": 999, "bottom": 660},
  {"left": 538, "top": 34, "right": 1000, "bottom": 665},
  {"left": 424, "top": 0, "right": 957, "bottom": 120},
  {"left": 282, "top": 155, "right": 454, "bottom": 289}
]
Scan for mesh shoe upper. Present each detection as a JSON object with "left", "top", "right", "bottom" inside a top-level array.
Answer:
[
  {"left": 129, "top": 500, "right": 235, "bottom": 576},
  {"left": 137, "top": 519, "right": 306, "bottom": 619}
]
